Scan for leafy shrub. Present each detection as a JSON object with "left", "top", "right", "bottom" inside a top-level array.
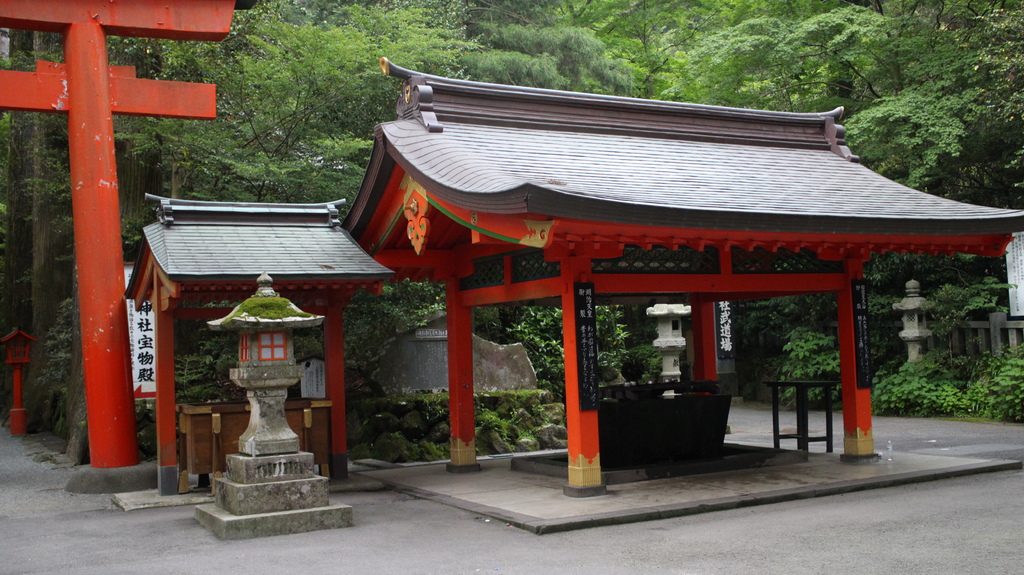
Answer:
[
  {"left": 777, "top": 328, "right": 841, "bottom": 406},
  {"left": 872, "top": 358, "right": 972, "bottom": 417},
  {"left": 620, "top": 345, "right": 662, "bottom": 383},
  {"left": 974, "top": 347, "right": 1024, "bottom": 422},
  {"left": 779, "top": 327, "right": 840, "bottom": 380}
]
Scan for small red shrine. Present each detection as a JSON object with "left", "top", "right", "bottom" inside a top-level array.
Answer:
[
  {"left": 126, "top": 196, "right": 391, "bottom": 495},
  {"left": 342, "top": 59, "right": 1024, "bottom": 495}
]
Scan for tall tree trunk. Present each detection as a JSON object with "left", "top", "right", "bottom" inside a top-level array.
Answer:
[
  {"left": 24, "top": 30, "right": 74, "bottom": 434},
  {"left": 3, "top": 30, "right": 85, "bottom": 452},
  {"left": 3, "top": 30, "right": 38, "bottom": 417}
]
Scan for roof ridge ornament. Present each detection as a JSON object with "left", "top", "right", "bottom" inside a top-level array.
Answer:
[
  {"left": 381, "top": 58, "right": 443, "bottom": 133},
  {"left": 823, "top": 111, "right": 860, "bottom": 163},
  {"left": 146, "top": 194, "right": 346, "bottom": 226},
  {"left": 380, "top": 58, "right": 859, "bottom": 156}
]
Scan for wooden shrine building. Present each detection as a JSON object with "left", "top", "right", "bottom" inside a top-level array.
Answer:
[
  {"left": 343, "top": 59, "right": 1024, "bottom": 495},
  {"left": 127, "top": 196, "right": 392, "bottom": 495}
]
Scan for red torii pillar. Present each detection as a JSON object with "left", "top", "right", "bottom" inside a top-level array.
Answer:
[{"left": 0, "top": 0, "right": 241, "bottom": 468}]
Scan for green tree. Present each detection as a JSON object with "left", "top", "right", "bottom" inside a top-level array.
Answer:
[
  {"left": 569, "top": 0, "right": 717, "bottom": 98},
  {"left": 462, "top": 0, "right": 633, "bottom": 93},
  {"left": 122, "top": 1, "right": 472, "bottom": 205}
]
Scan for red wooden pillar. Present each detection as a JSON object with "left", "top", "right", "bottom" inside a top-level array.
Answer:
[
  {"left": 66, "top": 20, "right": 139, "bottom": 468},
  {"left": 838, "top": 259, "right": 876, "bottom": 461},
  {"left": 690, "top": 294, "right": 718, "bottom": 381},
  {"left": 446, "top": 278, "right": 480, "bottom": 472},
  {"left": 153, "top": 287, "right": 178, "bottom": 494},
  {"left": 561, "top": 257, "right": 605, "bottom": 496},
  {"left": 325, "top": 291, "right": 349, "bottom": 479}
]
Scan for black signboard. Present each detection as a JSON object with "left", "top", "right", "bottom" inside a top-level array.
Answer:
[
  {"left": 852, "top": 279, "right": 872, "bottom": 389},
  {"left": 574, "top": 282, "right": 600, "bottom": 411},
  {"left": 715, "top": 301, "right": 736, "bottom": 360}
]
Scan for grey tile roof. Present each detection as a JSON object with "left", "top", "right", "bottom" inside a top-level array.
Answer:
[
  {"left": 344, "top": 61, "right": 1024, "bottom": 239},
  {"left": 381, "top": 119, "right": 1024, "bottom": 236},
  {"left": 135, "top": 197, "right": 392, "bottom": 283}
]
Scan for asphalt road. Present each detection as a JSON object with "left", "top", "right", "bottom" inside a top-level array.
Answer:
[{"left": 2, "top": 405, "right": 1022, "bottom": 575}]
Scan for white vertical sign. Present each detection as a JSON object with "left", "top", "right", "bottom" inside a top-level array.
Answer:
[
  {"left": 124, "top": 264, "right": 156, "bottom": 398},
  {"left": 301, "top": 358, "right": 326, "bottom": 398},
  {"left": 1007, "top": 233, "right": 1024, "bottom": 319}
]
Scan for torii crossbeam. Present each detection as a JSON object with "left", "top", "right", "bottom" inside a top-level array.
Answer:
[{"left": 0, "top": 0, "right": 245, "bottom": 469}]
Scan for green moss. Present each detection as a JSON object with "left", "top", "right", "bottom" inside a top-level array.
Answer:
[
  {"left": 227, "top": 297, "right": 313, "bottom": 321},
  {"left": 347, "top": 390, "right": 565, "bottom": 461}
]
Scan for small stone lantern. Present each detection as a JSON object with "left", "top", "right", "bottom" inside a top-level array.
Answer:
[
  {"left": 646, "top": 304, "right": 691, "bottom": 382},
  {"left": 893, "top": 279, "right": 931, "bottom": 362},
  {"left": 2, "top": 329, "right": 37, "bottom": 435},
  {"left": 195, "top": 273, "right": 352, "bottom": 539}
]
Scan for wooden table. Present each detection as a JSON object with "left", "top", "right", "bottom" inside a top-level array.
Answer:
[{"left": 764, "top": 381, "right": 837, "bottom": 452}]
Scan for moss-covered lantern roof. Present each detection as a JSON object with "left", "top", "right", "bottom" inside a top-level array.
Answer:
[{"left": 208, "top": 272, "right": 324, "bottom": 331}]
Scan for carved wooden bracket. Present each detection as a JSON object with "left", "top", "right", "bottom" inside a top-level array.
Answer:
[{"left": 403, "top": 189, "right": 431, "bottom": 255}]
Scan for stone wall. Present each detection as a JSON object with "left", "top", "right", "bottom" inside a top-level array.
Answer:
[
  {"left": 346, "top": 390, "right": 566, "bottom": 463},
  {"left": 371, "top": 314, "right": 537, "bottom": 395}
]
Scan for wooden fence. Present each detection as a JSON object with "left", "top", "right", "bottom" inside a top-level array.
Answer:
[{"left": 938, "top": 312, "right": 1024, "bottom": 357}]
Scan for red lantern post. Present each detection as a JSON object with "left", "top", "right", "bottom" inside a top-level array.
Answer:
[{"left": 2, "top": 329, "right": 37, "bottom": 436}]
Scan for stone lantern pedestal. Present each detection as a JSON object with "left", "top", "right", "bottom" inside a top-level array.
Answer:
[
  {"left": 194, "top": 273, "right": 352, "bottom": 539},
  {"left": 646, "top": 304, "right": 691, "bottom": 382}
]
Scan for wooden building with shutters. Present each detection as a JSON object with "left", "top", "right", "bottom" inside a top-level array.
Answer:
[{"left": 343, "top": 59, "right": 1024, "bottom": 495}]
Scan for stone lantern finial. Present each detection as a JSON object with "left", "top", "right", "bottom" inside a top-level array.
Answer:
[{"left": 254, "top": 271, "right": 278, "bottom": 298}]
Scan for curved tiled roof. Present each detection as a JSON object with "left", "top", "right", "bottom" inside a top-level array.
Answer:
[{"left": 346, "top": 61, "right": 1024, "bottom": 239}]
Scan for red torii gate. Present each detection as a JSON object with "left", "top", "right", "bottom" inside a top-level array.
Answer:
[{"left": 0, "top": 0, "right": 248, "bottom": 468}]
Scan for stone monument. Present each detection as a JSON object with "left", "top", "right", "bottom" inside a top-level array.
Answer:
[
  {"left": 646, "top": 303, "right": 691, "bottom": 382},
  {"left": 194, "top": 273, "right": 352, "bottom": 539}
]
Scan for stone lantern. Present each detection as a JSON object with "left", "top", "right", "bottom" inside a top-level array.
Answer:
[
  {"left": 646, "top": 304, "right": 691, "bottom": 382},
  {"left": 893, "top": 279, "right": 931, "bottom": 362},
  {"left": 194, "top": 273, "right": 352, "bottom": 539}
]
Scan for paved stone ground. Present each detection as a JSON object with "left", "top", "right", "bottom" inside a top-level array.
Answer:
[{"left": 2, "top": 405, "right": 1022, "bottom": 575}]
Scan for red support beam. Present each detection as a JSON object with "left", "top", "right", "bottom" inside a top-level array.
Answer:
[
  {"left": 459, "top": 276, "right": 564, "bottom": 307},
  {"left": 690, "top": 294, "right": 718, "bottom": 381},
  {"left": 0, "top": 63, "right": 217, "bottom": 119},
  {"left": 153, "top": 286, "right": 178, "bottom": 494},
  {"left": 591, "top": 272, "right": 846, "bottom": 295},
  {"left": 324, "top": 291, "right": 349, "bottom": 479},
  {"left": 0, "top": 0, "right": 236, "bottom": 41},
  {"left": 65, "top": 20, "right": 139, "bottom": 468},
  {"left": 560, "top": 257, "right": 603, "bottom": 494},
  {"left": 445, "top": 278, "right": 480, "bottom": 472},
  {"left": 838, "top": 259, "right": 875, "bottom": 460}
]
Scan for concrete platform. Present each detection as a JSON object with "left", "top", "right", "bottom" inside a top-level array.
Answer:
[
  {"left": 358, "top": 450, "right": 1021, "bottom": 534},
  {"left": 110, "top": 474, "right": 385, "bottom": 511},
  {"left": 194, "top": 501, "right": 353, "bottom": 540}
]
